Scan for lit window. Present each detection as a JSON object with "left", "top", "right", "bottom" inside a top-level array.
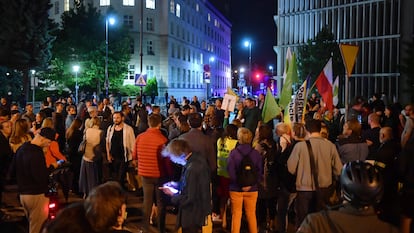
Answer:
[
  {"left": 170, "top": 0, "right": 175, "bottom": 13},
  {"left": 196, "top": 3, "right": 199, "bottom": 12},
  {"left": 64, "top": 0, "right": 69, "bottom": 11},
  {"left": 100, "top": 0, "right": 110, "bottom": 6},
  {"left": 176, "top": 4, "right": 180, "bottom": 17},
  {"left": 146, "top": 65, "right": 154, "bottom": 78},
  {"left": 208, "top": 13, "right": 210, "bottom": 22},
  {"left": 123, "top": 0, "right": 134, "bottom": 6},
  {"left": 146, "top": 0, "right": 155, "bottom": 9}
]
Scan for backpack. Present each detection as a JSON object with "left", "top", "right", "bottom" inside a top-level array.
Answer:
[{"left": 236, "top": 147, "right": 258, "bottom": 187}]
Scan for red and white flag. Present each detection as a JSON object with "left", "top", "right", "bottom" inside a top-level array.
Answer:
[{"left": 315, "top": 58, "right": 333, "bottom": 111}]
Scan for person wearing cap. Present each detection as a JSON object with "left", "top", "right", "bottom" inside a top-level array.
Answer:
[
  {"left": 14, "top": 127, "right": 56, "bottom": 233},
  {"left": 297, "top": 161, "right": 398, "bottom": 233}
]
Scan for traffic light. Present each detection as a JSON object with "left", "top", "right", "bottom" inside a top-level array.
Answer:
[{"left": 254, "top": 72, "right": 261, "bottom": 81}]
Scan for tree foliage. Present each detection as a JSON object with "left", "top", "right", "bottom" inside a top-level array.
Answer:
[
  {"left": 46, "top": 4, "right": 131, "bottom": 96},
  {"left": 0, "top": 0, "right": 55, "bottom": 100},
  {"left": 144, "top": 77, "right": 159, "bottom": 96},
  {"left": 297, "top": 27, "right": 345, "bottom": 86}
]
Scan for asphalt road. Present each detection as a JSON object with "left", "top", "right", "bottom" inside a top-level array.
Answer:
[{"left": 1, "top": 184, "right": 295, "bottom": 233}]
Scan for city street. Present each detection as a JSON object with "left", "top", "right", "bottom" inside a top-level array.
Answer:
[{"left": 1, "top": 183, "right": 296, "bottom": 233}]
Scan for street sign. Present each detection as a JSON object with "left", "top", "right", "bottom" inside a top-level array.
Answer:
[{"left": 135, "top": 74, "right": 147, "bottom": 86}]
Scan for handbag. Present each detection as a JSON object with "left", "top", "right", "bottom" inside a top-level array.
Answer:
[
  {"left": 78, "top": 138, "right": 86, "bottom": 154},
  {"left": 305, "top": 140, "right": 340, "bottom": 210}
]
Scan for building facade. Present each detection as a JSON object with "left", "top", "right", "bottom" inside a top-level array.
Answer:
[
  {"left": 50, "top": 0, "right": 232, "bottom": 101},
  {"left": 274, "top": 0, "right": 414, "bottom": 105}
]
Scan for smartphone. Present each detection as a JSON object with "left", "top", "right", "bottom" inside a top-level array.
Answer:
[{"left": 162, "top": 184, "right": 178, "bottom": 194}]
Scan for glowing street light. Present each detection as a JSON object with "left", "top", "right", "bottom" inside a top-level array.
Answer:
[
  {"left": 105, "top": 16, "right": 116, "bottom": 97},
  {"left": 31, "top": 70, "right": 36, "bottom": 105},
  {"left": 73, "top": 65, "right": 80, "bottom": 104},
  {"left": 244, "top": 40, "right": 252, "bottom": 95}
]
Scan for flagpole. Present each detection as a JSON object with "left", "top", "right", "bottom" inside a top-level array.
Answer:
[{"left": 345, "top": 74, "right": 349, "bottom": 121}]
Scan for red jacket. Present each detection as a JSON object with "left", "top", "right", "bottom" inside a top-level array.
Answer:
[{"left": 133, "top": 128, "right": 169, "bottom": 178}]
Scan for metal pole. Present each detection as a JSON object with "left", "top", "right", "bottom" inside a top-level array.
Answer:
[
  {"left": 248, "top": 43, "right": 252, "bottom": 95},
  {"left": 139, "top": 0, "right": 144, "bottom": 97},
  {"left": 75, "top": 71, "right": 79, "bottom": 105},
  {"left": 31, "top": 71, "right": 35, "bottom": 106},
  {"left": 345, "top": 74, "right": 349, "bottom": 121},
  {"left": 105, "top": 19, "right": 109, "bottom": 97}
]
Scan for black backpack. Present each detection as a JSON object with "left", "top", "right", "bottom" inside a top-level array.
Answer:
[{"left": 236, "top": 147, "right": 258, "bottom": 187}]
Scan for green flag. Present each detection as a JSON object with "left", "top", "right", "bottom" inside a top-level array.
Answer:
[
  {"left": 279, "top": 51, "right": 299, "bottom": 109},
  {"left": 262, "top": 88, "right": 281, "bottom": 123}
]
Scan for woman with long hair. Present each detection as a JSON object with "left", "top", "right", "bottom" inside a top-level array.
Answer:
[
  {"left": 79, "top": 117, "right": 103, "bottom": 197},
  {"left": 42, "top": 117, "right": 67, "bottom": 168},
  {"left": 66, "top": 118, "right": 83, "bottom": 195},
  {"left": 216, "top": 124, "right": 238, "bottom": 229},
  {"left": 9, "top": 118, "right": 32, "bottom": 154},
  {"left": 253, "top": 124, "right": 279, "bottom": 232}
]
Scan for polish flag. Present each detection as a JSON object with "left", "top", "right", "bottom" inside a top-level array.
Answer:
[{"left": 315, "top": 58, "right": 333, "bottom": 111}]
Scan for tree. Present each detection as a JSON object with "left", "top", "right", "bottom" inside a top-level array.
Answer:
[
  {"left": 0, "top": 0, "right": 55, "bottom": 101},
  {"left": 46, "top": 4, "right": 131, "bottom": 96},
  {"left": 297, "top": 27, "right": 345, "bottom": 86},
  {"left": 144, "top": 77, "right": 159, "bottom": 96}
]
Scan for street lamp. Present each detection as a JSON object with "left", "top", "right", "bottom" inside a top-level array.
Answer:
[
  {"left": 30, "top": 70, "right": 36, "bottom": 106},
  {"left": 244, "top": 40, "right": 252, "bottom": 95},
  {"left": 269, "top": 65, "right": 274, "bottom": 76},
  {"left": 73, "top": 65, "right": 80, "bottom": 105},
  {"left": 207, "top": 56, "right": 215, "bottom": 97},
  {"left": 105, "top": 16, "right": 115, "bottom": 97}
]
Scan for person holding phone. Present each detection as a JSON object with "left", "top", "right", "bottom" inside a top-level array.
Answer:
[{"left": 160, "top": 139, "right": 211, "bottom": 233}]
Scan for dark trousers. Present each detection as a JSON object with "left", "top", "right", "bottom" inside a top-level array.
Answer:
[
  {"left": 109, "top": 158, "right": 127, "bottom": 187},
  {"left": 182, "top": 225, "right": 201, "bottom": 233},
  {"left": 277, "top": 187, "right": 291, "bottom": 233},
  {"left": 294, "top": 191, "right": 317, "bottom": 229},
  {"left": 142, "top": 177, "right": 166, "bottom": 233}
]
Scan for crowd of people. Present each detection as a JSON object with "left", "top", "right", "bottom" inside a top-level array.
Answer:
[{"left": 0, "top": 91, "right": 412, "bottom": 233}]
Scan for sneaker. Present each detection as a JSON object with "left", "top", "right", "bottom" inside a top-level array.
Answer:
[{"left": 212, "top": 213, "right": 222, "bottom": 222}]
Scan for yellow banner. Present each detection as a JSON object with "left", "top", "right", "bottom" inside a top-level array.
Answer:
[{"left": 339, "top": 44, "right": 359, "bottom": 77}]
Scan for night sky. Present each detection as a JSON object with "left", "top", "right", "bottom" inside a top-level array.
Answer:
[{"left": 210, "top": 0, "right": 277, "bottom": 71}]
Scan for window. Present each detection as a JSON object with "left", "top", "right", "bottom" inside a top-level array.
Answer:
[
  {"left": 170, "top": 0, "right": 175, "bottom": 13},
  {"left": 123, "top": 15, "right": 133, "bottom": 29},
  {"left": 196, "top": 3, "right": 199, "bottom": 12},
  {"left": 127, "top": 65, "right": 135, "bottom": 80},
  {"left": 208, "top": 13, "right": 211, "bottom": 22},
  {"left": 100, "top": 0, "right": 110, "bottom": 6},
  {"left": 176, "top": 4, "right": 181, "bottom": 17},
  {"left": 171, "top": 43, "right": 175, "bottom": 58},
  {"left": 130, "top": 40, "right": 134, "bottom": 54},
  {"left": 64, "top": 0, "right": 70, "bottom": 11},
  {"left": 123, "top": 0, "right": 134, "bottom": 6},
  {"left": 146, "top": 65, "right": 154, "bottom": 78},
  {"left": 54, "top": 1, "right": 59, "bottom": 15},
  {"left": 146, "top": 17, "right": 154, "bottom": 31},
  {"left": 146, "top": 0, "right": 155, "bottom": 9},
  {"left": 147, "top": 41, "right": 154, "bottom": 55}
]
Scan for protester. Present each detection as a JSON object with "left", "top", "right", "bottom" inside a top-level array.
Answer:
[
  {"left": 160, "top": 139, "right": 211, "bottom": 233},
  {"left": 15, "top": 128, "right": 56, "bottom": 233},
  {"left": 227, "top": 127, "right": 263, "bottom": 233},
  {"left": 297, "top": 161, "right": 398, "bottom": 233}
]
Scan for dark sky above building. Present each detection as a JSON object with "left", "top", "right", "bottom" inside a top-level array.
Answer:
[{"left": 210, "top": 0, "right": 277, "bottom": 71}]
